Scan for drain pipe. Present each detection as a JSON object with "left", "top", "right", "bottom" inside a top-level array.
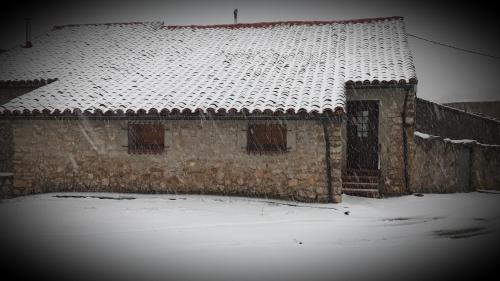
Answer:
[
  {"left": 401, "top": 88, "right": 411, "bottom": 194},
  {"left": 23, "top": 18, "right": 33, "bottom": 48},
  {"left": 321, "top": 118, "right": 333, "bottom": 202}
]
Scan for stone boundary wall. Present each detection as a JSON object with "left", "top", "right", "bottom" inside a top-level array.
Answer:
[
  {"left": 471, "top": 144, "right": 500, "bottom": 190},
  {"left": 444, "top": 101, "right": 500, "bottom": 120},
  {"left": 409, "top": 133, "right": 500, "bottom": 193},
  {"left": 3, "top": 119, "right": 343, "bottom": 202},
  {"left": 416, "top": 98, "right": 500, "bottom": 145}
]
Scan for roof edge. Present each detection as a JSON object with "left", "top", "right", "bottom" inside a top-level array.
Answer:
[
  {"left": 0, "top": 107, "right": 345, "bottom": 118},
  {"left": 0, "top": 108, "right": 346, "bottom": 119},
  {"left": 53, "top": 21, "right": 164, "bottom": 30},
  {"left": 346, "top": 78, "right": 417, "bottom": 86},
  {"left": 0, "top": 78, "right": 58, "bottom": 87},
  {"left": 163, "top": 16, "right": 404, "bottom": 29}
]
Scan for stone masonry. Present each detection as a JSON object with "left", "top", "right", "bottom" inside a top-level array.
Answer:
[
  {"left": 327, "top": 121, "right": 344, "bottom": 203},
  {"left": 416, "top": 98, "right": 500, "bottom": 145},
  {"left": 5, "top": 118, "right": 343, "bottom": 202},
  {"left": 410, "top": 134, "right": 500, "bottom": 193},
  {"left": 0, "top": 120, "right": 13, "bottom": 172}
]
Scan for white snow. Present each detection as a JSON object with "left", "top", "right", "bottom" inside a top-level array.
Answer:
[
  {"left": 0, "top": 18, "right": 417, "bottom": 115},
  {"left": 1, "top": 192, "right": 499, "bottom": 281},
  {"left": 443, "top": 138, "right": 476, "bottom": 144},
  {"left": 415, "top": 130, "right": 500, "bottom": 147},
  {"left": 414, "top": 131, "right": 434, "bottom": 139}
]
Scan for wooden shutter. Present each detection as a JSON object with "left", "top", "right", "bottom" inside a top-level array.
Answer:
[
  {"left": 247, "top": 124, "right": 287, "bottom": 154},
  {"left": 128, "top": 123, "right": 165, "bottom": 154}
]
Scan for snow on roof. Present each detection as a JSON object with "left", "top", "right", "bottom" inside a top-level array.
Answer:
[{"left": 0, "top": 17, "right": 417, "bottom": 116}]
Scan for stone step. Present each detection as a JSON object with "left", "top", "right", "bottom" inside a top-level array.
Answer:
[
  {"left": 342, "top": 182, "right": 379, "bottom": 189},
  {"left": 342, "top": 188, "right": 380, "bottom": 198},
  {"left": 344, "top": 169, "right": 380, "bottom": 177},
  {"left": 342, "top": 175, "right": 379, "bottom": 183}
]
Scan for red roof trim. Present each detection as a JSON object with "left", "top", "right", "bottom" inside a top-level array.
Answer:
[
  {"left": 163, "top": 16, "right": 404, "bottom": 29},
  {"left": 49, "top": 17, "right": 403, "bottom": 31},
  {"left": 53, "top": 21, "right": 163, "bottom": 30}
]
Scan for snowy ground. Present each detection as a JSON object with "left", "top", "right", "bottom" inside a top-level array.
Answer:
[{"left": 1, "top": 192, "right": 500, "bottom": 281}]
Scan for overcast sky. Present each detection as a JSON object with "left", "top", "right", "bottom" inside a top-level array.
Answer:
[{"left": 1, "top": 0, "right": 500, "bottom": 103}]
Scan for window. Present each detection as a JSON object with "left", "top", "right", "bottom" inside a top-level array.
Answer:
[
  {"left": 354, "top": 110, "right": 369, "bottom": 138},
  {"left": 247, "top": 123, "right": 287, "bottom": 154},
  {"left": 128, "top": 123, "right": 165, "bottom": 154}
]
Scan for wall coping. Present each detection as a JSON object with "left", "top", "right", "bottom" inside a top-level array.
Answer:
[
  {"left": 417, "top": 98, "right": 500, "bottom": 125},
  {"left": 415, "top": 131, "right": 500, "bottom": 147}
]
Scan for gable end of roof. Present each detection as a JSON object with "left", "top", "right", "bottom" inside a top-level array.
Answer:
[{"left": 164, "top": 16, "right": 404, "bottom": 29}]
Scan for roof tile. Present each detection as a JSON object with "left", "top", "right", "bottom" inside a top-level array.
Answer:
[{"left": 0, "top": 18, "right": 416, "bottom": 115}]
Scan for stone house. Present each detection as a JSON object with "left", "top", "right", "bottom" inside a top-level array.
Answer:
[{"left": 0, "top": 17, "right": 418, "bottom": 202}]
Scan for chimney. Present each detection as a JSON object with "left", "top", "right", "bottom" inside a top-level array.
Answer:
[
  {"left": 233, "top": 9, "right": 238, "bottom": 24},
  {"left": 23, "top": 18, "right": 32, "bottom": 48}
]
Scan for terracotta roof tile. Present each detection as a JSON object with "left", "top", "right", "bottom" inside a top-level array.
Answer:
[{"left": 0, "top": 17, "right": 417, "bottom": 115}]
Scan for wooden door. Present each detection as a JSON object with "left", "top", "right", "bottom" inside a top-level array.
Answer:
[
  {"left": 347, "top": 101, "right": 379, "bottom": 170},
  {"left": 456, "top": 147, "right": 471, "bottom": 192}
]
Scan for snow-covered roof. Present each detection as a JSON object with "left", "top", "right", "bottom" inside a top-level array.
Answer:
[{"left": 0, "top": 17, "right": 417, "bottom": 116}]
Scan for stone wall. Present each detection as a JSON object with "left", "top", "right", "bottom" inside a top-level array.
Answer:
[
  {"left": 416, "top": 98, "right": 500, "bottom": 145},
  {"left": 410, "top": 134, "right": 500, "bottom": 193},
  {"left": 325, "top": 121, "right": 344, "bottom": 203},
  {"left": 444, "top": 101, "right": 500, "bottom": 120},
  {"left": 410, "top": 135, "right": 469, "bottom": 193},
  {"left": 0, "top": 120, "right": 13, "bottom": 172},
  {"left": 346, "top": 86, "right": 416, "bottom": 195},
  {"left": 1, "top": 85, "right": 45, "bottom": 171},
  {"left": 471, "top": 144, "right": 500, "bottom": 190},
  {"left": 5, "top": 118, "right": 343, "bottom": 202}
]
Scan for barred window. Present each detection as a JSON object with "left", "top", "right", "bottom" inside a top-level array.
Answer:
[
  {"left": 247, "top": 124, "right": 287, "bottom": 154},
  {"left": 354, "top": 110, "right": 369, "bottom": 138},
  {"left": 128, "top": 123, "right": 165, "bottom": 154}
]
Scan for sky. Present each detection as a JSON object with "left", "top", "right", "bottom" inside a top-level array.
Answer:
[{"left": 1, "top": 0, "right": 500, "bottom": 103}]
